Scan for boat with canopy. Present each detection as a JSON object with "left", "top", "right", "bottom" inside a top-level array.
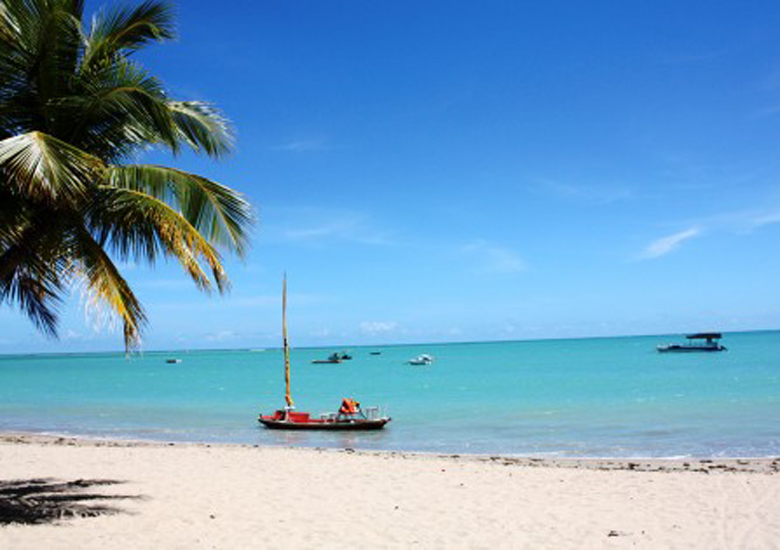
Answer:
[
  {"left": 258, "top": 276, "right": 391, "bottom": 431},
  {"left": 657, "top": 333, "right": 727, "bottom": 353}
]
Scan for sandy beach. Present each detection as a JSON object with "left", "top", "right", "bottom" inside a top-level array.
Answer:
[{"left": 0, "top": 434, "right": 778, "bottom": 549}]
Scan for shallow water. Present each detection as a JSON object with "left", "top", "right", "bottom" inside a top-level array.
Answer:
[{"left": 1, "top": 331, "right": 779, "bottom": 457}]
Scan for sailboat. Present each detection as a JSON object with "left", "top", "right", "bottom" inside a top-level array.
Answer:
[{"left": 258, "top": 276, "right": 391, "bottom": 431}]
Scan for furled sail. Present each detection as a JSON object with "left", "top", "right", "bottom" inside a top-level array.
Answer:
[{"left": 283, "top": 275, "right": 294, "bottom": 408}]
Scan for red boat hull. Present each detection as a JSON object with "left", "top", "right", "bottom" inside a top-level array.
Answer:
[{"left": 258, "top": 412, "right": 390, "bottom": 431}]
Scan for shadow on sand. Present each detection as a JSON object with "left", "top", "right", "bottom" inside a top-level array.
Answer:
[{"left": 0, "top": 478, "right": 139, "bottom": 525}]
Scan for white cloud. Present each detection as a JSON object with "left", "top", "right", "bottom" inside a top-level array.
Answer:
[
  {"left": 61, "top": 329, "right": 103, "bottom": 342},
  {"left": 285, "top": 220, "right": 394, "bottom": 245},
  {"left": 462, "top": 240, "right": 525, "bottom": 274},
  {"left": 271, "top": 139, "right": 330, "bottom": 152},
  {"left": 746, "top": 210, "right": 780, "bottom": 230},
  {"left": 264, "top": 207, "right": 396, "bottom": 246},
  {"left": 679, "top": 206, "right": 780, "bottom": 234},
  {"left": 530, "top": 178, "right": 633, "bottom": 205},
  {"left": 205, "top": 330, "right": 240, "bottom": 342},
  {"left": 639, "top": 228, "right": 701, "bottom": 260},
  {"left": 136, "top": 279, "right": 192, "bottom": 290},
  {"left": 231, "top": 293, "right": 329, "bottom": 308},
  {"left": 309, "top": 327, "right": 333, "bottom": 339},
  {"left": 359, "top": 321, "right": 398, "bottom": 335}
]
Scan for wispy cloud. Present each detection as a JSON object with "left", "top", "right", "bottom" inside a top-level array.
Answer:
[
  {"left": 270, "top": 139, "right": 331, "bottom": 152},
  {"left": 205, "top": 330, "right": 240, "bottom": 342},
  {"left": 743, "top": 209, "right": 780, "bottom": 231},
  {"left": 679, "top": 206, "right": 780, "bottom": 234},
  {"left": 135, "top": 279, "right": 192, "bottom": 290},
  {"left": 653, "top": 48, "right": 731, "bottom": 66},
  {"left": 635, "top": 203, "right": 780, "bottom": 261},
  {"left": 359, "top": 321, "right": 398, "bottom": 336},
  {"left": 264, "top": 207, "right": 397, "bottom": 246},
  {"left": 230, "top": 293, "right": 329, "bottom": 308},
  {"left": 461, "top": 240, "right": 526, "bottom": 274},
  {"left": 62, "top": 329, "right": 101, "bottom": 342},
  {"left": 530, "top": 178, "right": 633, "bottom": 205},
  {"left": 638, "top": 228, "right": 701, "bottom": 260}
]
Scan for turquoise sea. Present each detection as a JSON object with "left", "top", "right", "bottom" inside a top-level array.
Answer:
[{"left": 1, "top": 331, "right": 779, "bottom": 458}]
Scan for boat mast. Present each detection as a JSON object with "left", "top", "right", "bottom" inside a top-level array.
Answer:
[{"left": 283, "top": 274, "right": 294, "bottom": 409}]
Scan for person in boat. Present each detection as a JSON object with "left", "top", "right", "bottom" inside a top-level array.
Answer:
[{"left": 338, "top": 398, "right": 363, "bottom": 418}]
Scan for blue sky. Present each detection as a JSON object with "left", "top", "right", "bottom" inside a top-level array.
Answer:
[{"left": 3, "top": 0, "right": 780, "bottom": 352}]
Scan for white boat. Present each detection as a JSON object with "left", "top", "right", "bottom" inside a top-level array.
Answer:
[{"left": 408, "top": 354, "right": 434, "bottom": 365}]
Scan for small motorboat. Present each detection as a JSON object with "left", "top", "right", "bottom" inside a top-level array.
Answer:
[
  {"left": 408, "top": 354, "right": 434, "bottom": 365},
  {"left": 312, "top": 352, "right": 343, "bottom": 364},
  {"left": 259, "top": 276, "right": 391, "bottom": 431},
  {"left": 370, "top": 351, "right": 381, "bottom": 356},
  {"left": 166, "top": 358, "right": 182, "bottom": 364},
  {"left": 657, "top": 333, "right": 727, "bottom": 353}
]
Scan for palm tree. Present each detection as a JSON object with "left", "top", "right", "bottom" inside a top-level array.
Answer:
[{"left": 0, "top": 0, "right": 253, "bottom": 350}]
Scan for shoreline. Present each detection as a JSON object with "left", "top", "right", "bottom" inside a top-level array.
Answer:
[{"left": 2, "top": 431, "right": 779, "bottom": 474}]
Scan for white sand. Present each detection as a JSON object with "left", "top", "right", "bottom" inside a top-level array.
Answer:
[{"left": 1, "top": 436, "right": 779, "bottom": 549}]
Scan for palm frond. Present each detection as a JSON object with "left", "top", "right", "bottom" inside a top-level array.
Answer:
[
  {"left": 88, "top": 186, "right": 230, "bottom": 292},
  {"left": 105, "top": 164, "right": 252, "bottom": 255},
  {"left": 83, "top": 0, "right": 174, "bottom": 70},
  {"left": 70, "top": 225, "right": 146, "bottom": 350},
  {"left": 0, "top": 0, "right": 84, "bottom": 135},
  {"left": 0, "top": 0, "right": 252, "bottom": 352},
  {"left": 56, "top": 60, "right": 177, "bottom": 158},
  {"left": 0, "top": 131, "right": 103, "bottom": 203},
  {"left": 0, "top": 220, "right": 67, "bottom": 338},
  {"left": 167, "top": 101, "right": 234, "bottom": 158}
]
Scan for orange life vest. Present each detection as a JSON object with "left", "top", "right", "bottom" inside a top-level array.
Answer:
[{"left": 340, "top": 398, "right": 359, "bottom": 414}]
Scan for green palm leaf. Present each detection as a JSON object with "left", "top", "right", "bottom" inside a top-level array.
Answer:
[
  {"left": 167, "top": 101, "right": 234, "bottom": 158},
  {"left": 89, "top": 186, "right": 230, "bottom": 292},
  {"left": 0, "top": 131, "right": 103, "bottom": 203},
  {"left": 0, "top": 0, "right": 254, "bottom": 351},
  {"left": 82, "top": 0, "right": 174, "bottom": 70},
  {"left": 106, "top": 164, "right": 252, "bottom": 254}
]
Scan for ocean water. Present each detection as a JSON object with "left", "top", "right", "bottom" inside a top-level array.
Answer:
[{"left": 1, "top": 331, "right": 779, "bottom": 458}]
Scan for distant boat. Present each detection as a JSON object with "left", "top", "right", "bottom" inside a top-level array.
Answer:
[
  {"left": 312, "top": 352, "right": 343, "bottom": 364},
  {"left": 312, "top": 351, "right": 351, "bottom": 364},
  {"left": 657, "top": 333, "right": 727, "bottom": 353},
  {"left": 166, "top": 358, "right": 182, "bottom": 364},
  {"left": 258, "top": 276, "right": 391, "bottom": 431},
  {"left": 370, "top": 351, "right": 381, "bottom": 356},
  {"left": 408, "top": 354, "right": 434, "bottom": 365}
]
